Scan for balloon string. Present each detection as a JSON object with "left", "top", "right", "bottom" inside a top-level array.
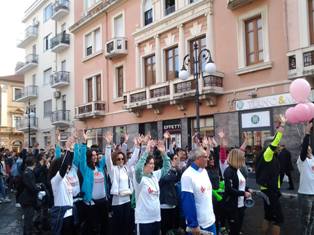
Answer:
[{"left": 296, "top": 125, "right": 302, "bottom": 143}]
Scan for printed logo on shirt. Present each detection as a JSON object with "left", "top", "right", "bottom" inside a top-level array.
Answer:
[
  {"left": 200, "top": 186, "right": 205, "bottom": 193},
  {"left": 239, "top": 179, "right": 245, "bottom": 186},
  {"left": 311, "top": 165, "right": 314, "bottom": 172},
  {"left": 66, "top": 175, "right": 79, "bottom": 187}
]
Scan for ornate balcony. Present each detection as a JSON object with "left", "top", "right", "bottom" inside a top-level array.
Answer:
[
  {"left": 51, "top": 0, "right": 70, "bottom": 21},
  {"left": 50, "top": 71, "right": 70, "bottom": 88},
  {"left": 227, "top": 0, "right": 254, "bottom": 10},
  {"left": 16, "top": 117, "right": 38, "bottom": 132},
  {"left": 123, "top": 72, "right": 224, "bottom": 112},
  {"left": 75, "top": 101, "right": 106, "bottom": 119},
  {"left": 51, "top": 110, "right": 71, "bottom": 127},
  {"left": 105, "top": 37, "right": 128, "bottom": 59},
  {"left": 50, "top": 33, "right": 70, "bottom": 53},
  {"left": 17, "top": 25, "right": 38, "bottom": 48},
  {"left": 15, "top": 54, "right": 38, "bottom": 74},
  {"left": 15, "top": 85, "right": 38, "bottom": 102},
  {"left": 287, "top": 45, "right": 314, "bottom": 79}
]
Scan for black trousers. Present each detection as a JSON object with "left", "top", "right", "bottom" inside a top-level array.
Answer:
[
  {"left": 22, "top": 206, "right": 34, "bottom": 235},
  {"left": 112, "top": 202, "right": 131, "bottom": 235},
  {"left": 139, "top": 222, "right": 161, "bottom": 235},
  {"left": 82, "top": 199, "right": 109, "bottom": 235},
  {"left": 61, "top": 216, "right": 74, "bottom": 235},
  {"left": 161, "top": 208, "right": 178, "bottom": 235},
  {"left": 225, "top": 207, "right": 245, "bottom": 235}
]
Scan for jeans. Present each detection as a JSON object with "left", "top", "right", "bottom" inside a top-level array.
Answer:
[
  {"left": 299, "top": 194, "right": 314, "bottom": 235},
  {"left": 0, "top": 177, "right": 6, "bottom": 199}
]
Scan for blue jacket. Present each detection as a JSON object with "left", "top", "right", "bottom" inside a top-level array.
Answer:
[{"left": 78, "top": 144, "right": 110, "bottom": 202}]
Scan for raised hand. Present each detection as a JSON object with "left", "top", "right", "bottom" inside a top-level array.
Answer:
[
  {"left": 124, "top": 133, "right": 129, "bottom": 143},
  {"left": 218, "top": 130, "right": 225, "bottom": 139},
  {"left": 82, "top": 129, "right": 88, "bottom": 143},
  {"left": 157, "top": 140, "right": 166, "bottom": 153},
  {"left": 242, "top": 132, "right": 248, "bottom": 142},
  {"left": 146, "top": 139, "right": 155, "bottom": 152},
  {"left": 133, "top": 136, "right": 140, "bottom": 147},
  {"left": 163, "top": 131, "right": 171, "bottom": 140},
  {"left": 210, "top": 137, "right": 218, "bottom": 147},
  {"left": 202, "top": 136, "right": 209, "bottom": 147},
  {"left": 104, "top": 131, "right": 113, "bottom": 145},
  {"left": 143, "top": 134, "right": 151, "bottom": 145}
]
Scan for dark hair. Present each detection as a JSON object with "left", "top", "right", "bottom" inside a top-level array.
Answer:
[
  {"left": 145, "top": 155, "right": 154, "bottom": 165},
  {"left": 167, "top": 153, "right": 175, "bottom": 161},
  {"left": 111, "top": 151, "right": 127, "bottom": 165},
  {"left": 86, "top": 149, "right": 95, "bottom": 169},
  {"left": 48, "top": 158, "right": 62, "bottom": 181},
  {"left": 25, "top": 156, "right": 35, "bottom": 167}
]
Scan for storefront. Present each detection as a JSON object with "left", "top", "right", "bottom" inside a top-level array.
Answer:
[
  {"left": 163, "top": 119, "right": 182, "bottom": 147},
  {"left": 190, "top": 116, "right": 214, "bottom": 137}
]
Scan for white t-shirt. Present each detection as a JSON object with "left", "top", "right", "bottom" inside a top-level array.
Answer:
[
  {"left": 66, "top": 165, "right": 80, "bottom": 198},
  {"left": 112, "top": 167, "right": 131, "bottom": 206},
  {"left": 237, "top": 170, "right": 245, "bottom": 208},
  {"left": 51, "top": 172, "right": 73, "bottom": 218},
  {"left": 181, "top": 166, "right": 215, "bottom": 228},
  {"left": 135, "top": 169, "right": 162, "bottom": 224},
  {"left": 92, "top": 168, "right": 106, "bottom": 200},
  {"left": 297, "top": 156, "right": 314, "bottom": 195}
]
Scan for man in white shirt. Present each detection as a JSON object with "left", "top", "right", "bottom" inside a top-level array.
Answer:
[{"left": 181, "top": 147, "right": 216, "bottom": 235}]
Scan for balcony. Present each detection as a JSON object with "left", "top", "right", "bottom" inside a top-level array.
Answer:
[
  {"left": 17, "top": 25, "right": 38, "bottom": 48},
  {"left": 227, "top": 0, "right": 254, "bottom": 10},
  {"left": 15, "top": 85, "right": 38, "bottom": 102},
  {"left": 105, "top": 37, "right": 128, "bottom": 59},
  {"left": 50, "top": 71, "right": 70, "bottom": 88},
  {"left": 51, "top": 110, "right": 71, "bottom": 127},
  {"left": 75, "top": 101, "right": 106, "bottom": 119},
  {"left": 50, "top": 33, "right": 70, "bottom": 53},
  {"left": 51, "top": 0, "right": 70, "bottom": 21},
  {"left": 15, "top": 54, "right": 38, "bottom": 74},
  {"left": 123, "top": 72, "right": 224, "bottom": 111},
  {"left": 16, "top": 117, "right": 38, "bottom": 132},
  {"left": 287, "top": 45, "right": 314, "bottom": 79}
]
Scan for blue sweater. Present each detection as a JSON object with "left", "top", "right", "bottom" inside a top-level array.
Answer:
[{"left": 78, "top": 144, "right": 110, "bottom": 203}]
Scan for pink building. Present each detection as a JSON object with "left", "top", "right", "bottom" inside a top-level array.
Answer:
[{"left": 70, "top": 0, "right": 302, "bottom": 150}]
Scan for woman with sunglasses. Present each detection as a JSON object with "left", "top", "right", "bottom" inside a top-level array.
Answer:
[
  {"left": 105, "top": 132, "right": 141, "bottom": 235},
  {"left": 135, "top": 138, "right": 171, "bottom": 235}
]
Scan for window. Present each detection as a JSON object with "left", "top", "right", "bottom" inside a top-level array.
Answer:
[
  {"left": 86, "top": 74, "right": 102, "bottom": 102},
  {"left": 309, "top": 0, "right": 314, "bottom": 44},
  {"left": 85, "top": 28, "right": 101, "bottom": 57},
  {"left": 189, "top": 35, "right": 206, "bottom": 74},
  {"left": 144, "top": 55, "right": 156, "bottom": 86},
  {"left": 114, "top": 14, "right": 124, "bottom": 37},
  {"left": 32, "top": 74, "right": 36, "bottom": 85},
  {"left": 116, "top": 66, "right": 124, "bottom": 97},
  {"left": 13, "top": 88, "right": 22, "bottom": 101},
  {"left": 44, "top": 4, "right": 53, "bottom": 22},
  {"left": 165, "top": 46, "right": 179, "bottom": 81},
  {"left": 43, "top": 68, "right": 52, "bottom": 85},
  {"left": 245, "top": 15, "right": 263, "bottom": 65},
  {"left": 85, "top": 0, "right": 101, "bottom": 9},
  {"left": 43, "top": 99, "right": 52, "bottom": 118},
  {"left": 43, "top": 34, "right": 51, "bottom": 51},
  {"left": 12, "top": 115, "right": 21, "bottom": 128},
  {"left": 144, "top": 0, "right": 153, "bottom": 26},
  {"left": 165, "top": 0, "right": 175, "bottom": 16}
]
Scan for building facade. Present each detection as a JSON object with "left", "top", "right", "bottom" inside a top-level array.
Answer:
[
  {"left": 16, "top": 0, "right": 75, "bottom": 148},
  {"left": 0, "top": 75, "right": 25, "bottom": 151}
]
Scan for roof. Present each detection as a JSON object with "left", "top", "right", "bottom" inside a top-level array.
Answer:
[{"left": 0, "top": 75, "right": 24, "bottom": 83}]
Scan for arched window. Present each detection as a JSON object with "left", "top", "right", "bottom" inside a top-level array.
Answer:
[{"left": 144, "top": 0, "right": 153, "bottom": 26}]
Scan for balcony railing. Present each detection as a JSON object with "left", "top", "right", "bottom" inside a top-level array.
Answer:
[
  {"left": 105, "top": 37, "right": 128, "bottom": 59},
  {"left": 15, "top": 85, "right": 38, "bottom": 102},
  {"left": 165, "top": 5, "right": 176, "bottom": 16},
  {"left": 123, "top": 72, "right": 224, "bottom": 111},
  {"left": 15, "top": 54, "right": 38, "bottom": 74},
  {"left": 16, "top": 117, "right": 38, "bottom": 132},
  {"left": 52, "top": 0, "right": 70, "bottom": 21},
  {"left": 50, "top": 71, "right": 70, "bottom": 88},
  {"left": 17, "top": 25, "right": 38, "bottom": 48},
  {"left": 287, "top": 45, "right": 314, "bottom": 79},
  {"left": 50, "top": 33, "right": 70, "bottom": 52},
  {"left": 75, "top": 101, "right": 106, "bottom": 119},
  {"left": 227, "top": 0, "right": 254, "bottom": 10},
  {"left": 51, "top": 110, "right": 70, "bottom": 126}
]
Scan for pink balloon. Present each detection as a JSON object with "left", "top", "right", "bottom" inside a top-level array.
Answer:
[
  {"left": 289, "top": 79, "right": 311, "bottom": 103},
  {"left": 295, "top": 103, "right": 312, "bottom": 122},
  {"left": 285, "top": 107, "right": 298, "bottom": 124},
  {"left": 306, "top": 102, "right": 314, "bottom": 119}
]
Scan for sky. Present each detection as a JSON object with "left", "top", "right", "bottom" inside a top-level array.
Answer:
[{"left": 0, "top": 0, "right": 35, "bottom": 76}]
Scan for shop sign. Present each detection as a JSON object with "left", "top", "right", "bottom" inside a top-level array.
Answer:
[
  {"left": 241, "top": 111, "right": 270, "bottom": 129},
  {"left": 235, "top": 91, "right": 314, "bottom": 111},
  {"left": 163, "top": 120, "right": 181, "bottom": 133}
]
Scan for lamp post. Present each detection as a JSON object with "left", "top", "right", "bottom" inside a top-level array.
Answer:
[
  {"left": 179, "top": 42, "right": 216, "bottom": 133},
  {"left": 27, "top": 99, "right": 31, "bottom": 149}
]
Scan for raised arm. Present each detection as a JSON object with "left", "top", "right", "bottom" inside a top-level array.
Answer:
[
  {"left": 135, "top": 139, "right": 153, "bottom": 183},
  {"left": 301, "top": 122, "right": 312, "bottom": 161},
  {"left": 126, "top": 136, "right": 141, "bottom": 169}
]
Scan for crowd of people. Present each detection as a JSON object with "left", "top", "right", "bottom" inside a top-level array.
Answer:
[{"left": 0, "top": 115, "right": 312, "bottom": 235}]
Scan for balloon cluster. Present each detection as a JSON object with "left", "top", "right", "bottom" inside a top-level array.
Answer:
[{"left": 285, "top": 79, "right": 314, "bottom": 124}]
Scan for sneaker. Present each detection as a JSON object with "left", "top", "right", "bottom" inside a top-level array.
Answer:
[
  {"left": 3, "top": 198, "right": 11, "bottom": 203},
  {"left": 15, "top": 203, "right": 21, "bottom": 208}
]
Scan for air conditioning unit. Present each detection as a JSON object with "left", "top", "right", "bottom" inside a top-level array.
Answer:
[{"left": 54, "top": 91, "right": 61, "bottom": 99}]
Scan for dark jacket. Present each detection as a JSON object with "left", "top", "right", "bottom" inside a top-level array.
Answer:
[
  {"left": 159, "top": 167, "right": 180, "bottom": 206},
  {"left": 278, "top": 148, "right": 293, "bottom": 172},
  {"left": 207, "top": 166, "right": 220, "bottom": 190},
  {"left": 18, "top": 167, "right": 39, "bottom": 207},
  {"left": 223, "top": 166, "right": 247, "bottom": 210}
]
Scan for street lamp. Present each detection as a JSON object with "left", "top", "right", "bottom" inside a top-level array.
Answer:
[{"left": 179, "top": 42, "right": 216, "bottom": 133}]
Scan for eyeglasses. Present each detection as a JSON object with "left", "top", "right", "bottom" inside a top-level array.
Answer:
[{"left": 116, "top": 158, "right": 124, "bottom": 161}]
